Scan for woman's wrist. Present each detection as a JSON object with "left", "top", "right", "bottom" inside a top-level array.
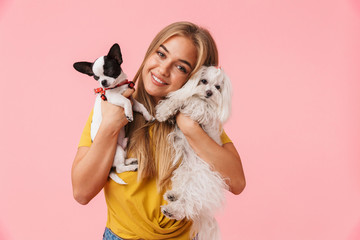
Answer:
[{"left": 100, "top": 117, "right": 127, "bottom": 136}]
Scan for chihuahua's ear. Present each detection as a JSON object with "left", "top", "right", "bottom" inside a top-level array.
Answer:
[
  {"left": 73, "top": 62, "right": 94, "bottom": 76},
  {"left": 107, "top": 43, "right": 123, "bottom": 65}
]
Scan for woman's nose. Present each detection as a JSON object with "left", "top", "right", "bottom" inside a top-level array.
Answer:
[{"left": 159, "top": 61, "right": 171, "bottom": 77}]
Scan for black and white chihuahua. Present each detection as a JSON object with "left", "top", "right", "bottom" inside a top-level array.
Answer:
[{"left": 73, "top": 43, "right": 154, "bottom": 184}]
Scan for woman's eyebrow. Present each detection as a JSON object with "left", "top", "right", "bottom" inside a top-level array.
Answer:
[
  {"left": 160, "top": 44, "right": 193, "bottom": 69},
  {"left": 160, "top": 44, "right": 169, "bottom": 53}
]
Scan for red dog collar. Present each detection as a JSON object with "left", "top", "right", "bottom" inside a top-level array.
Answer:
[{"left": 94, "top": 80, "right": 135, "bottom": 101}]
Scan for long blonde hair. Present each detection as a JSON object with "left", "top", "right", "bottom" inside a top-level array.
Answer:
[{"left": 126, "top": 21, "right": 219, "bottom": 191}]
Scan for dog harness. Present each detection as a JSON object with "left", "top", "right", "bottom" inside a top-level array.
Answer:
[{"left": 94, "top": 80, "right": 135, "bottom": 101}]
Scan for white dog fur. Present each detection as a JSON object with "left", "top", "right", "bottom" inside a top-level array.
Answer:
[{"left": 155, "top": 66, "right": 232, "bottom": 240}]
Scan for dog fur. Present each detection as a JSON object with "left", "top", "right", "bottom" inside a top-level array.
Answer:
[
  {"left": 155, "top": 66, "right": 232, "bottom": 240},
  {"left": 74, "top": 43, "right": 154, "bottom": 184}
]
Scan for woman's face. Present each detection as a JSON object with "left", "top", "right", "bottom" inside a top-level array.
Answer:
[{"left": 142, "top": 35, "right": 198, "bottom": 103}]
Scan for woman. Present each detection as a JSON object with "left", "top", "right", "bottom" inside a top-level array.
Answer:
[{"left": 72, "top": 21, "right": 246, "bottom": 240}]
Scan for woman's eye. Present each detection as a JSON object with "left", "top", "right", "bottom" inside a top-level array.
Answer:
[
  {"left": 157, "top": 51, "right": 165, "bottom": 58},
  {"left": 201, "top": 79, "right": 208, "bottom": 84},
  {"left": 177, "top": 65, "right": 188, "bottom": 73},
  {"left": 215, "top": 85, "right": 221, "bottom": 90},
  {"left": 94, "top": 75, "right": 99, "bottom": 80}
]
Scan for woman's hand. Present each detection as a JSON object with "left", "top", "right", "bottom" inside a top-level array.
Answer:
[
  {"left": 175, "top": 112, "right": 246, "bottom": 195},
  {"left": 100, "top": 88, "right": 135, "bottom": 131},
  {"left": 175, "top": 112, "right": 199, "bottom": 135}
]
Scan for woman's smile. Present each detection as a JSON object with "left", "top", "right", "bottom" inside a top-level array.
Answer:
[{"left": 151, "top": 72, "right": 168, "bottom": 86}]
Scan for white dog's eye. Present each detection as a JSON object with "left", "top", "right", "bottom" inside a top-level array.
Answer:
[
  {"left": 215, "top": 85, "right": 221, "bottom": 90},
  {"left": 94, "top": 75, "right": 99, "bottom": 81},
  {"left": 201, "top": 79, "right": 208, "bottom": 84}
]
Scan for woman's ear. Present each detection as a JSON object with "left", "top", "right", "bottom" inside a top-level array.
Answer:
[{"left": 218, "top": 70, "right": 232, "bottom": 123}]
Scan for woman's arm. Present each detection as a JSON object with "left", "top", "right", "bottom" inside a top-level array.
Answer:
[
  {"left": 176, "top": 113, "right": 246, "bottom": 195},
  {"left": 71, "top": 89, "right": 134, "bottom": 205}
]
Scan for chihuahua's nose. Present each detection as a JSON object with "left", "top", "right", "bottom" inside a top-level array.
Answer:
[
  {"left": 101, "top": 80, "right": 109, "bottom": 87},
  {"left": 206, "top": 90, "right": 213, "bottom": 97}
]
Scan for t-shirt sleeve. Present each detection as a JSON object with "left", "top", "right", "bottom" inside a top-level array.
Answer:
[
  {"left": 220, "top": 129, "right": 232, "bottom": 144},
  {"left": 78, "top": 109, "right": 94, "bottom": 148}
]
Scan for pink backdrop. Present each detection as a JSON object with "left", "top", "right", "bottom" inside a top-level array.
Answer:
[{"left": 1, "top": 0, "right": 359, "bottom": 239}]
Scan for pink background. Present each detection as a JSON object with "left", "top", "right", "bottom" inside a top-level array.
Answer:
[{"left": 1, "top": 0, "right": 359, "bottom": 239}]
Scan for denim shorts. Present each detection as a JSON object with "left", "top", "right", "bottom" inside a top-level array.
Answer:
[
  {"left": 103, "top": 228, "right": 124, "bottom": 240},
  {"left": 102, "top": 227, "right": 198, "bottom": 240}
]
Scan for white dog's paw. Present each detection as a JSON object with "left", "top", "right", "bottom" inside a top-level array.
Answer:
[
  {"left": 156, "top": 112, "right": 176, "bottom": 122},
  {"left": 155, "top": 111, "right": 168, "bottom": 122},
  {"left": 155, "top": 104, "right": 175, "bottom": 122},
  {"left": 164, "top": 190, "right": 179, "bottom": 202},
  {"left": 161, "top": 204, "right": 185, "bottom": 220}
]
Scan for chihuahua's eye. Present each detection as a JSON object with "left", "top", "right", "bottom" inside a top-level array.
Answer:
[
  {"left": 215, "top": 85, "right": 221, "bottom": 90},
  {"left": 201, "top": 79, "right": 208, "bottom": 84},
  {"left": 94, "top": 75, "right": 99, "bottom": 80}
]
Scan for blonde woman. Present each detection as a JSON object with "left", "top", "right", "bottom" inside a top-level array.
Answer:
[{"left": 72, "top": 21, "right": 246, "bottom": 240}]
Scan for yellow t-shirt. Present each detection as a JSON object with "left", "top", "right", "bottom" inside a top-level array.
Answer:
[{"left": 78, "top": 110, "right": 231, "bottom": 239}]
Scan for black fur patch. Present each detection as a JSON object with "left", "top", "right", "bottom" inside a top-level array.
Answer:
[{"left": 103, "top": 56, "right": 121, "bottom": 78}]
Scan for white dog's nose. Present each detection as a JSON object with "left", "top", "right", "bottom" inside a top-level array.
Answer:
[{"left": 206, "top": 90, "right": 213, "bottom": 97}]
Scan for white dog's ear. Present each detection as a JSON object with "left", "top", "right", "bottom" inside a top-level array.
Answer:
[
  {"left": 189, "top": 65, "right": 207, "bottom": 82},
  {"left": 166, "top": 66, "right": 205, "bottom": 100},
  {"left": 218, "top": 70, "right": 232, "bottom": 123},
  {"left": 73, "top": 62, "right": 94, "bottom": 76}
]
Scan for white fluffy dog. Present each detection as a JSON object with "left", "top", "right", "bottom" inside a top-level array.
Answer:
[
  {"left": 74, "top": 43, "right": 154, "bottom": 184},
  {"left": 155, "top": 66, "right": 232, "bottom": 240}
]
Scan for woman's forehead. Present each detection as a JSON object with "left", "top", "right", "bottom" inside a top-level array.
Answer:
[{"left": 161, "top": 35, "right": 197, "bottom": 68}]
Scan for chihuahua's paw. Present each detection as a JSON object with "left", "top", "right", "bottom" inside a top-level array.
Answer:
[
  {"left": 126, "top": 115, "right": 134, "bottom": 122},
  {"left": 144, "top": 115, "right": 155, "bottom": 122},
  {"left": 142, "top": 112, "right": 155, "bottom": 122},
  {"left": 115, "top": 162, "right": 138, "bottom": 173},
  {"left": 125, "top": 158, "right": 138, "bottom": 166}
]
